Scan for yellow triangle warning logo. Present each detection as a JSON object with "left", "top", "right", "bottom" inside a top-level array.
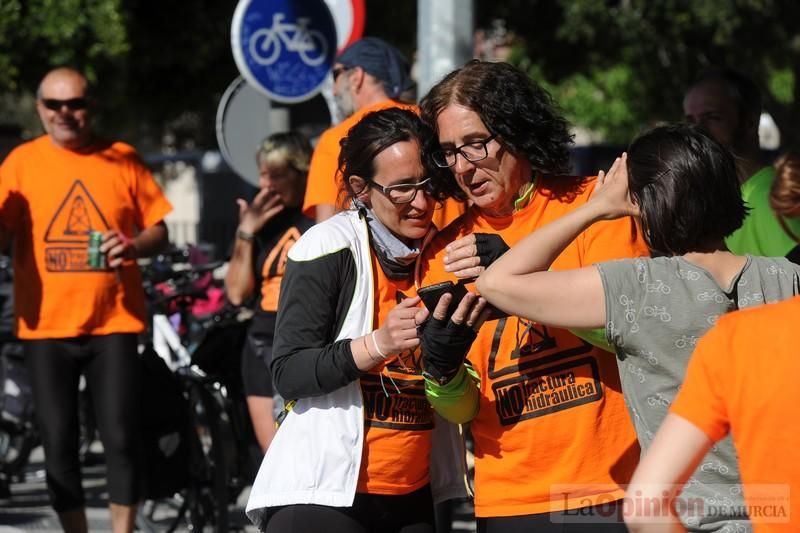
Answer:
[{"left": 44, "top": 179, "right": 110, "bottom": 243}]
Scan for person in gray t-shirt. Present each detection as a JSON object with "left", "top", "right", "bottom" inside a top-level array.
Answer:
[{"left": 476, "top": 124, "right": 800, "bottom": 532}]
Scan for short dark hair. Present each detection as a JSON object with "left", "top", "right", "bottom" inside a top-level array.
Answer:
[
  {"left": 627, "top": 123, "right": 747, "bottom": 256},
  {"left": 338, "top": 107, "right": 449, "bottom": 202},
  {"left": 420, "top": 60, "right": 574, "bottom": 200},
  {"left": 688, "top": 68, "right": 761, "bottom": 122}
]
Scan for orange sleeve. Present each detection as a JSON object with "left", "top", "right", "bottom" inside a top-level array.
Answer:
[
  {"left": 129, "top": 153, "right": 172, "bottom": 229},
  {"left": 0, "top": 147, "right": 25, "bottom": 233},
  {"left": 670, "top": 321, "right": 732, "bottom": 442},
  {"left": 302, "top": 127, "right": 343, "bottom": 217}
]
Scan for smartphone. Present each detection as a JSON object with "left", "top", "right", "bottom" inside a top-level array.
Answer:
[
  {"left": 418, "top": 280, "right": 510, "bottom": 322},
  {"left": 417, "top": 281, "right": 468, "bottom": 317}
]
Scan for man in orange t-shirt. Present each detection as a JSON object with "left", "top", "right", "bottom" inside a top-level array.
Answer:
[
  {"left": 302, "top": 37, "right": 463, "bottom": 229},
  {"left": 418, "top": 61, "right": 647, "bottom": 531},
  {"left": 626, "top": 296, "right": 800, "bottom": 533},
  {"left": 0, "top": 68, "right": 171, "bottom": 533}
]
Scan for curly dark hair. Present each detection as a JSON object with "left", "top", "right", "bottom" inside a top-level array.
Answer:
[
  {"left": 337, "top": 107, "right": 451, "bottom": 203},
  {"left": 419, "top": 60, "right": 574, "bottom": 200},
  {"left": 627, "top": 124, "right": 747, "bottom": 256}
]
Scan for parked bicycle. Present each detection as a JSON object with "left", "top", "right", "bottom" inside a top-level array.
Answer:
[{"left": 136, "top": 248, "right": 261, "bottom": 533}]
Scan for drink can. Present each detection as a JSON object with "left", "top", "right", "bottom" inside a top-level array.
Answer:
[{"left": 87, "top": 230, "right": 106, "bottom": 269}]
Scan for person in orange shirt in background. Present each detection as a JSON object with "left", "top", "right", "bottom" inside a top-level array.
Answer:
[
  {"left": 224, "top": 132, "right": 314, "bottom": 453},
  {"left": 418, "top": 61, "right": 648, "bottom": 532},
  {"left": 303, "top": 37, "right": 415, "bottom": 223},
  {"left": 302, "top": 37, "right": 463, "bottom": 229},
  {"left": 625, "top": 296, "right": 800, "bottom": 533},
  {"left": 0, "top": 68, "right": 172, "bottom": 533}
]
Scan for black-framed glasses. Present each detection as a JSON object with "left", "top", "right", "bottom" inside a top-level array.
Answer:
[
  {"left": 40, "top": 98, "right": 89, "bottom": 111},
  {"left": 432, "top": 134, "right": 496, "bottom": 168},
  {"left": 370, "top": 177, "right": 432, "bottom": 204}
]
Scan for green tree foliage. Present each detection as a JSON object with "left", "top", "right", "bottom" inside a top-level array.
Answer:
[
  {"left": 483, "top": 0, "right": 800, "bottom": 146},
  {"left": 3, "top": 1, "right": 800, "bottom": 149},
  {"left": 0, "top": 0, "right": 129, "bottom": 91},
  {"left": 1, "top": 0, "right": 237, "bottom": 149}
]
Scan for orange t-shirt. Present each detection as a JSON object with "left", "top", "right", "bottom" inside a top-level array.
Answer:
[
  {"left": 419, "top": 175, "right": 648, "bottom": 517},
  {"left": 260, "top": 227, "right": 303, "bottom": 312},
  {"left": 0, "top": 136, "right": 173, "bottom": 339},
  {"left": 671, "top": 296, "right": 800, "bottom": 532},
  {"left": 301, "top": 99, "right": 464, "bottom": 230},
  {"left": 357, "top": 252, "right": 433, "bottom": 495}
]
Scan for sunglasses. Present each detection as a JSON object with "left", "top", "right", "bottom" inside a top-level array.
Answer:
[
  {"left": 40, "top": 98, "right": 89, "bottom": 111},
  {"left": 332, "top": 66, "right": 352, "bottom": 82}
]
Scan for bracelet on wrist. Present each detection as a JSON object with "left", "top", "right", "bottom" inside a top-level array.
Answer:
[
  {"left": 362, "top": 335, "right": 382, "bottom": 364},
  {"left": 236, "top": 229, "right": 255, "bottom": 242},
  {"left": 371, "top": 330, "right": 389, "bottom": 360}
]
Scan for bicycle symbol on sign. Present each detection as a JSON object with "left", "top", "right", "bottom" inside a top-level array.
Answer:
[{"left": 249, "top": 13, "right": 328, "bottom": 67}]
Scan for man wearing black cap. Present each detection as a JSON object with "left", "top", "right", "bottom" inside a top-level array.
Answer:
[{"left": 301, "top": 37, "right": 417, "bottom": 223}]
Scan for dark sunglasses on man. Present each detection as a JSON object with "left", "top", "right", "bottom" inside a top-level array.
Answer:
[{"left": 40, "top": 98, "right": 89, "bottom": 112}]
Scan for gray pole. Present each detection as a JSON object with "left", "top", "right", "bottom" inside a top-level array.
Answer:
[{"left": 417, "top": 0, "right": 474, "bottom": 100}]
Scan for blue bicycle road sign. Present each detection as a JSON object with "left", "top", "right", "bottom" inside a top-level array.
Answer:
[{"left": 231, "top": 0, "right": 337, "bottom": 103}]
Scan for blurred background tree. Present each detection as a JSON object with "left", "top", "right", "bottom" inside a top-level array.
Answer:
[
  {"left": 1, "top": 0, "right": 799, "bottom": 149},
  {"left": 483, "top": 0, "right": 800, "bottom": 146},
  {"left": 0, "top": 0, "right": 237, "bottom": 151}
]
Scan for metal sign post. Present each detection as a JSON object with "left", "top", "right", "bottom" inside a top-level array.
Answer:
[{"left": 417, "top": 0, "right": 474, "bottom": 99}]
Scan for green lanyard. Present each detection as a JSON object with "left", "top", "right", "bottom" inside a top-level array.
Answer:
[{"left": 513, "top": 178, "right": 537, "bottom": 211}]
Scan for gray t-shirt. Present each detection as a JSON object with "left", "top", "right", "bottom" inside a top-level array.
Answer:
[{"left": 597, "top": 255, "right": 800, "bottom": 532}]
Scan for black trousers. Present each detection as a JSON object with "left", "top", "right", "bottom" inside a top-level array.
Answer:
[
  {"left": 25, "top": 333, "right": 143, "bottom": 512},
  {"left": 265, "top": 484, "right": 436, "bottom": 533},
  {"left": 477, "top": 500, "right": 627, "bottom": 533}
]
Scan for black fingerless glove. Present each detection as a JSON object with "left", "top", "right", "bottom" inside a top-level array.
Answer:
[
  {"left": 475, "top": 233, "right": 510, "bottom": 267},
  {"left": 420, "top": 317, "right": 478, "bottom": 385}
]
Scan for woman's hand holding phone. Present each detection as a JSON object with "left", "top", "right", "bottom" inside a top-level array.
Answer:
[
  {"left": 372, "top": 297, "right": 426, "bottom": 360},
  {"left": 419, "top": 290, "right": 490, "bottom": 385}
]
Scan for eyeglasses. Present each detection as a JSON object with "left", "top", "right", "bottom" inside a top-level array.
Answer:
[
  {"left": 432, "top": 134, "right": 497, "bottom": 168},
  {"left": 40, "top": 98, "right": 89, "bottom": 111},
  {"left": 370, "top": 177, "right": 432, "bottom": 204},
  {"left": 332, "top": 66, "right": 352, "bottom": 82}
]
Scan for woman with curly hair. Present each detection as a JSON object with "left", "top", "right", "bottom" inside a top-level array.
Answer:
[{"left": 417, "top": 60, "right": 648, "bottom": 532}]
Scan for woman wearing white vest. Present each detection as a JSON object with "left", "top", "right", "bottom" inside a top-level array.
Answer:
[{"left": 246, "top": 108, "right": 486, "bottom": 533}]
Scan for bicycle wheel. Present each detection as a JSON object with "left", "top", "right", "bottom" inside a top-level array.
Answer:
[
  {"left": 299, "top": 29, "right": 328, "bottom": 66},
  {"left": 185, "top": 382, "right": 229, "bottom": 532},
  {"left": 249, "top": 28, "right": 280, "bottom": 66}
]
